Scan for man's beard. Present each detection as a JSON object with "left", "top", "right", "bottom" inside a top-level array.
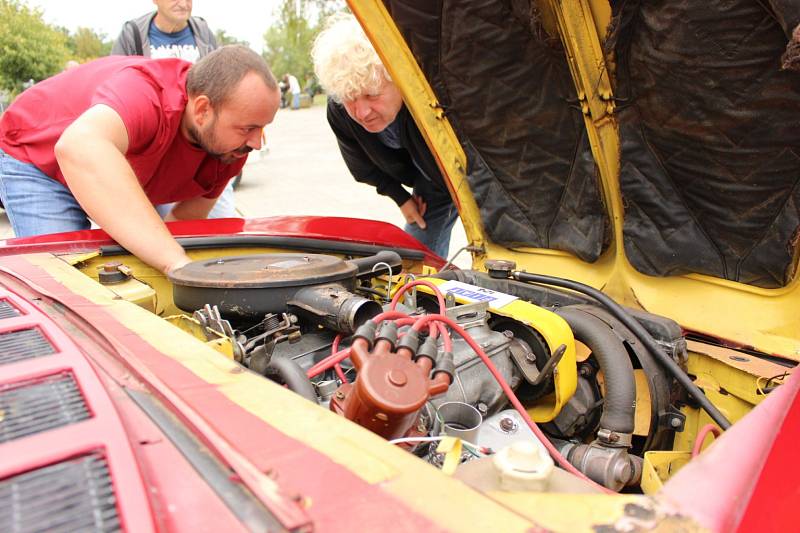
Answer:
[{"left": 188, "top": 118, "right": 252, "bottom": 164}]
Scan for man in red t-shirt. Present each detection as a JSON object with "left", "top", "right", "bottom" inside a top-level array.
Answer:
[{"left": 0, "top": 45, "right": 280, "bottom": 273}]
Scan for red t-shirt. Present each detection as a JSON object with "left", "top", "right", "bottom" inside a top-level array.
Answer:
[{"left": 0, "top": 56, "right": 244, "bottom": 203}]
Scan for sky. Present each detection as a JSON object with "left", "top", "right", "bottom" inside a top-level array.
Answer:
[{"left": 27, "top": 0, "right": 285, "bottom": 53}]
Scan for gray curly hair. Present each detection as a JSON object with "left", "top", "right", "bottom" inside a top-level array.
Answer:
[{"left": 311, "top": 13, "right": 392, "bottom": 103}]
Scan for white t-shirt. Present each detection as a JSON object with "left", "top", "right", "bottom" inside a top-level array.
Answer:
[{"left": 287, "top": 75, "right": 301, "bottom": 94}]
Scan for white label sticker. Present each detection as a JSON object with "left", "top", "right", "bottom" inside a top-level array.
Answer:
[{"left": 438, "top": 280, "right": 518, "bottom": 308}]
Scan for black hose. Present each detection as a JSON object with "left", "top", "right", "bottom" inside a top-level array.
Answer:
[
  {"left": 263, "top": 356, "right": 318, "bottom": 403},
  {"left": 101, "top": 236, "right": 426, "bottom": 261},
  {"left": 346, "top": 250, "right": 403, "bottom": 279},
  {"left": 511, "top": 271, "right": 731, "bottom": 430},
  {"left": 557, "top": 307, "right": 636, "bottom": 436}
]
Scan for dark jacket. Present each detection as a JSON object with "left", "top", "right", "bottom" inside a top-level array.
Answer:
[
  {"left": 111, "top": 12, "right": 217, "bottom": 58},
  {"left": 327, "top": 100, "right": 451, "bottom": 207}
]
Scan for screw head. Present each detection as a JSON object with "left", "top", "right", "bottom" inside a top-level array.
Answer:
[{"left": 499, "top": 417, "right": 518, "bottom": 433}]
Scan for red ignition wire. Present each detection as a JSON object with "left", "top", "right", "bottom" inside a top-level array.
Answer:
[
  {"left": 373, "top": 310, "right": 411, "bottom": 323},
  {"left": 691, "top": 424, "right": 722, "bottom": 458},
  {"left": 437, "top": 322, "right": 453, "bottom": 352},
  {"left": 331, "top": 334, "right": 348, "bottom": 383},
  {"left": 374, "top": 309, "right": 438, "bottom": 337},
  {"left": 411, "top": 313, "right": 614, "bottom": 494},
  {"left": 390, "top": 280, "right": 447, "bottom": 313},
  {"left": 306, "top": 347, "right": 352, "bottom": 379},
  {"left": 309, "top": 310, "right": 419, "bottom": 381}
]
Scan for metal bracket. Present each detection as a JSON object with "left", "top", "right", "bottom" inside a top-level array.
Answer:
[
  {"left": 531, "top": 344, "right": 567, "bottom": 387},
  {"left": 193, "top": 304, "right": 246, "bottom": 361},
  {"left": 658, "top": 407, "right": 686, "bottom": 432}
]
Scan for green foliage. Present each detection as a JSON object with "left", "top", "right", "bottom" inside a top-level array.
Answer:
[
  {"left": 0, "top": 0, "right": 70, "bottom": 93},
  {"left": 215, "top": 28, "right": 248, "bottom": 47},
  {"left": 68, "top": 27, "right": 112, "bottom": 62},
  {"left": 262, "top": 0, "right": 346, "bottom": 83}
]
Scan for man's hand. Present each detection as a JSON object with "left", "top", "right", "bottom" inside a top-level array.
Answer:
[
  {"left": 400, "top": 195, "right": 427, "bottom": 228},
  {"left": 412, "top": 194, "right": 427, "bottom": 217},
  {"left": 165, "top": 254, "right": 192, "bottom": 274}
]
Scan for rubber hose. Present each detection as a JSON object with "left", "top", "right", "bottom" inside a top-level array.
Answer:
[
  {"left": 512, "top": 271, "right": 731, "bottom": 430},
  {"left": 264, "top": 356, "right": 318, "bottom": 403},
  {"left": 557, "top": 307, "right": 636, "bottom": 435}
]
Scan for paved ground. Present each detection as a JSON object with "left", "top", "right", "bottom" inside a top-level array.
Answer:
[{"left": 0, "top": 103, "right": 469, "bottom": 264}]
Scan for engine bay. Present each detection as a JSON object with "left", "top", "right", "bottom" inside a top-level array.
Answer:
[{"left": 69, "top": 246, "right": 782, "bottom": 495}]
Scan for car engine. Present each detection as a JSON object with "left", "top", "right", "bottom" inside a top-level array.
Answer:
[{"left": 166, "top": 250, "right": 691, "bottom": 493}]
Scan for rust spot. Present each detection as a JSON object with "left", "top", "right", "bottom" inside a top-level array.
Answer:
[{"left": 624, "top": 503, "right": 656, "bottom": 520}]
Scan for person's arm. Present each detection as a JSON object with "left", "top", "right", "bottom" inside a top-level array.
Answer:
[
  {"left": 165, "top": 196, "right": 217, "bottom": 221},
  {"left": 54, "top": 104, "right": 191, "bottom": 273}
]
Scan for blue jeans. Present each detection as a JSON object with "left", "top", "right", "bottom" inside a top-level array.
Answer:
[
  {"left": 0, "top": 148, "right": 90, "bottom": 236},
  {"left": 155, "top": 180, "right": 237, "bottom": 219},
  {"left": 403, "top": 199, "right": 459, "bottom": 258},
  {"left": 291, "top": 93, "right": 301, "bottom": 110}
]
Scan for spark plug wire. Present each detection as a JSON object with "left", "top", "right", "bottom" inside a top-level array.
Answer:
[
  {"left": 330, "top": 334, "right": 348, "bottom": 383},
  {"left": 691, "top": 424, "right": 722, "bottom": 457},
  {"left": 410, "top": 313, "right": 613, "bottom": 494},
  {"left": 390, "top": 279, "right": 447, "bottom": 313}
]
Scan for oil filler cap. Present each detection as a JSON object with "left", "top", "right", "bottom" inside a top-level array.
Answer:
[
  {"left": 98, "top": 262, "right": 130, "bottom": 285},
  {"left": 485, "top": 259, "right": 516, "bottom": 279},
  {"left": 493, "top": 440, "right": 554, "bottom": 492}
]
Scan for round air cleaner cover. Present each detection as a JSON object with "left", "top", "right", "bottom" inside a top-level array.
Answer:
[{"left": 169, "top": 253, "right": 358, "bottom": 318}]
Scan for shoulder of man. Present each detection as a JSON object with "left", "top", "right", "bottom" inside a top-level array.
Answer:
[
  {"left": 131, "top": 12, "right": 156, "bottom": 34},
  {"left": 111, "top": 12, "right": 155, "bottom": 55},
  {"left": 188, "top": 15, "right": 218, "bottom": 51}
]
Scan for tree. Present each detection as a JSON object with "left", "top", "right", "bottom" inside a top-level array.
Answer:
[
  {"left": 69, "top": 27, "right": 112, "bottom": 62},
  {"left": 262, "top": 0, "right": 346, "bottom": 83},
  {"left": 0, "top": 0, "right": 70, "bottom": 93},
  {"left": 215, "top": 28, "right": 248, "bottom": 47}
]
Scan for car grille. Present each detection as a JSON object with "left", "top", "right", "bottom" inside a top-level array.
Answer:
[
  {"left": 0, "top": 453, "right": 121, "bottom": 533},
  {"left": 0, "top": 328, "right": 56, "bottom": 365},
  {"left": 0, "top": 372, "right": 90, "bottom": 444},
  {"left": 0, "top": 299, "right": 20, "bottom": 319}
]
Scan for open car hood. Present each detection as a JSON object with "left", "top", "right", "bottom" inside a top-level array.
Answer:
[{"left": 352, "top": 0, "right": 800, "bottom": 358}]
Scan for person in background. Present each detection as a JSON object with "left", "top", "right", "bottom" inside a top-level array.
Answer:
[
  {"left": 111, "top": 0, "right": 238, "bottom": 219},
  {"left": 0, "top": 46, "right": 280, "bottom": 273},
  {"left": 278, "top": 78, "right": 289, "bottom": 108},
  {"left": 311, "top": 14, "right": 458, "bottom": 258},
  {"left": 285, "top": 73, "right": 302, "bottom": 110}
]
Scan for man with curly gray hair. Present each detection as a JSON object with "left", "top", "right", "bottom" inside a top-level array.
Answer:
[{"left": 311, "top": 14, "right": 457, "bottom": 258}]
